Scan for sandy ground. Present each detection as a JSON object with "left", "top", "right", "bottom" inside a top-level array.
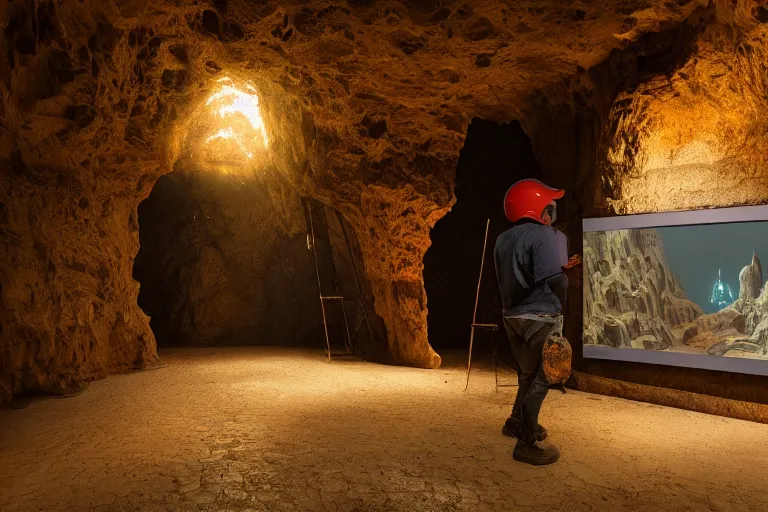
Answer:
[{"left": 1, "top": 347, "right": 768, "bottom": 512}]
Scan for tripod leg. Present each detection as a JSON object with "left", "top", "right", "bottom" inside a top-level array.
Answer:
[
  {"left": 320, "top": 300, "right": 331, "bottom": 363},
  {"left": 494, "top": 337, "right": 499, "bottom": 393},
  {"left": 465, "top": 219, "right": 490, "bottom": 392},
  {"left": 464, "top": 328, "right": 475, "bottom": 391},
  {"left": 340, "top": 300, "right": 353, "bottom": 355}
]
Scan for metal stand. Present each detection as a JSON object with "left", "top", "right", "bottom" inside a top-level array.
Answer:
[
  {"left": 465, "top": 219, "right": 491, "bottom": 391},
  {"left": 304, "top": 198, "right": 361, "bottom": 362},
  {"left": 334, "top": 210, "right": 376, "bottom": 350},
  {"left": 464, "top": 219, "right": 519, "bottom": 392},
  {"left": 320, "top": 296, "right": 355, "bottom": 360}
]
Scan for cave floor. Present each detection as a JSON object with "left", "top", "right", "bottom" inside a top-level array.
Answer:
[{"left": 1, "top": 348, "right": 767, "bottom": 512}]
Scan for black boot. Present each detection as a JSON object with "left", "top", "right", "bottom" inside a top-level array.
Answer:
[
  {"left": 501, "top": 417, "right": 548, "bottom": 442},
  {"left": 512, "top": 440, "right": 560, "bottom": 466}
]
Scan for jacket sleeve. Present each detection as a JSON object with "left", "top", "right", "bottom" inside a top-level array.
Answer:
[
  {"left": 531, "top": 229, "right": 565, "bottom": 283},
  {"left": 532, "top": 229, "right": 568, "bottom": 310}
]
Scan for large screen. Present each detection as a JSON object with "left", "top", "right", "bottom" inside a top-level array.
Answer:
[{"left": 583, "top": 205, "right": 768, "bottom": 376}]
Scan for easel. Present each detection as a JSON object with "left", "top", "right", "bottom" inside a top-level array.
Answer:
[{"left": 464, "top": 219, "right": 516, "bottom": 392}]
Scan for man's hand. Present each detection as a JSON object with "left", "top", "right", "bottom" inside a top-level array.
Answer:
[{"left": 563, "top": 254, "right": 582, "bottom": 270}]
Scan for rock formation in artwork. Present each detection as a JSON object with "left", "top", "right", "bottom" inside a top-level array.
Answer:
[
  {"left": 726, "top": 265, "right": 768, "bottom": 356},
  {"left": 739, "top": 253, "right": 763, "bottom": 302},
  {"left": 677, "top": 253, "right": 768, "bottom": 358},
  {"left": 587, "top": 230, "right": 768, "bottom": 359},
  {"left": 584, "top": 228, "right": 702, "bottom": 350}
]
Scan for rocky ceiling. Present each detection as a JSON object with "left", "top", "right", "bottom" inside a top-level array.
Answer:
[{"left": 1, "top": 0, "right": 767, "bottom": 405}]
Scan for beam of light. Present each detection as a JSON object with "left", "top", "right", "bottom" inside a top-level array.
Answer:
[{"left": 203, "top": 77, "right": 268, "bottom": 160}]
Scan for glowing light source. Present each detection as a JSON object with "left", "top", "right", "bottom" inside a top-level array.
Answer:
[
  {"left": 203, "top": 77, "right": 268, "bottom": 160},
  {"left": 710, "top": 268, "right": 734, "bottom": 310},
  {"left": 205, "top": 128, "right": 254, "bottom": 159}
]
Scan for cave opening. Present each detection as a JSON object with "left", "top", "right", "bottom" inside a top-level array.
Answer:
[
  {"left": 424, "top": 119, "right": 543, "bottom": 354},
  {"left": 132, "top": 168, "right": 376, "bottom": 354},
  {"left": 133, "top": 169, "right": 316, "bottom": 348}
]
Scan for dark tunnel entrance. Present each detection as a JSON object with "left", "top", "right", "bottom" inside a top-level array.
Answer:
[
  {"left": 132, "top": 170, "right": 382, "bottom": 354},
  {"left": 424, "top": 119, "right": 544, "bottom": 355}
]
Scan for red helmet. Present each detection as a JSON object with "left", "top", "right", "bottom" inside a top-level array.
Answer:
[{"left": 504, "top": 179, "right": 565, "bottom": 223}]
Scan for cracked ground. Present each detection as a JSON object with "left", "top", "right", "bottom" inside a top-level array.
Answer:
[{"left": 1, "top": 347, "right": 767, "bottom": 511}]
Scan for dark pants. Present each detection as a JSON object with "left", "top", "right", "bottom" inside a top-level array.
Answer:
[{"left": 503, "top": 317, "right": 556, "bottom": 445}]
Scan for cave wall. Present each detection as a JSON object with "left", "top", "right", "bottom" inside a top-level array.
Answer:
[
  {"left": 0, "top": 2, "right": 168, "bottom": 403},
  {"left": 586, "top": 4, "right": 768, "bottom": 369},
  {"left": 133, "top": 169, "right": 386, "bottom": 355},
  {"left": 134, "top": 170, "right": 320, "bottom": 348},
  {"left": 1, "top": 0, "right": 762, "bottom": 405},
  {"left": 596, "top": 8, "right": 768, "bottom": 215}
]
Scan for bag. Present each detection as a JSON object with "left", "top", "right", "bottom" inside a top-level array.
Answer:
[{"left": 542, "top": 318, "right": 572, "bottom": 385}]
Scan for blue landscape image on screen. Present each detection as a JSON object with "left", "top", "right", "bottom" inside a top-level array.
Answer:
[{"left": 583, "top": 221, "right": 768, "bottom": 360}]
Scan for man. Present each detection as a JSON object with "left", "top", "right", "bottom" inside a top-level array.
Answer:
[{"left": 493, "top": 178, "right": 576, "bottom": 466}]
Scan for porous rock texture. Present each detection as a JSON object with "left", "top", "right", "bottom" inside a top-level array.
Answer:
[
  {"left": 588, "top": 1, "right": 768, "bottom": 215},
  {"left": 2, "top": 0, "right": 768, "bottom": 405},
  {"left": 584, "top": 228, "right": 702, "bottom": 350}
]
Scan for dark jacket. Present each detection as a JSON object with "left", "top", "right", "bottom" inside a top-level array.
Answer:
[{"left": 493, "top": 222, "right": 568, "bottom": 318}]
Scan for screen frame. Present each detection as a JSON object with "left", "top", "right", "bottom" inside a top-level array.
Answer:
[
  {"left": 582, "top": 204, "right": 768, "bottom": 376},
  {"left": 583, "top": 204, "right": 768, "bottom": 233}
]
